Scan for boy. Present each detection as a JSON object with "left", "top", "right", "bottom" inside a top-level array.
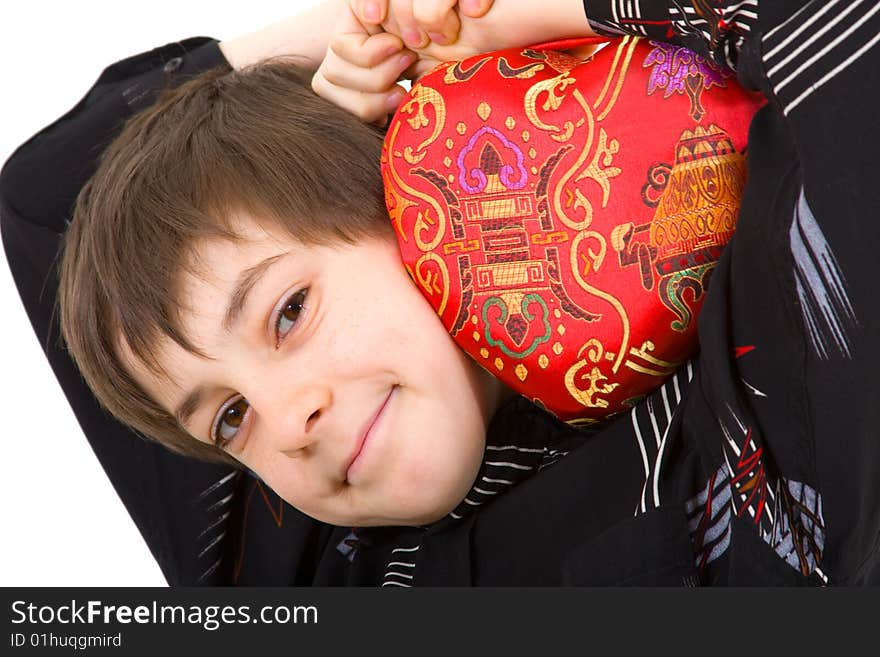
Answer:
[{"left": 55, "top": 19, "right": 607, "bottom": 584}]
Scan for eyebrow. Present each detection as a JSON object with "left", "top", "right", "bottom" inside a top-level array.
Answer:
[
  {"left": 173, "top": 252, "right": 287, "bottom": 434},
  {"left": 174, "top": 387, "right": 206, "bottom": 436},
  {"left": 222, "top": 252, "right": 288, "bottom": 334}
]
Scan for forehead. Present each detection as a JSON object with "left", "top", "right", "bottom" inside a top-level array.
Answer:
[{"left": 181, "top": 216, "right": 290, "bottom": 295}]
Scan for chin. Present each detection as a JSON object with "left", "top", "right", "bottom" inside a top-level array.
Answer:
[
  {"left": 388, "top": 454, "right": 480, "bottom": 524},
  {"left": 392, "top": 478, "right": 475, "bottom": 527}
]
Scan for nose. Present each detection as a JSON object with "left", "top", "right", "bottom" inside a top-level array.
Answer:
[{"left": 243, "top": 376, "right": 332, "bottom": 457}]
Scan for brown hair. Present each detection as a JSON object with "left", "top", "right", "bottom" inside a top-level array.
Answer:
[{"left": 58, "top": 60, "right": 390, "bottom": 466}]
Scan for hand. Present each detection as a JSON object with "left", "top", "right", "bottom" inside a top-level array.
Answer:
[
  {"left": 355, "top": 0, "right": 595, "bottom": 70},
  {"left": 313, "top": 0, "right": 594, "bottom": 124},
  {"left": 348, "top": 0, "right": 497, "bottom": 81},
  {"left": 311, "top": 4, "right": 418, "bottom": 124},
  {"left": 351, "top": 0, "right": 494, "bottom": 49}
]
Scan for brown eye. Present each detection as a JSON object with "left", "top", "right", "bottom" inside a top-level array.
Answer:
[
  {"left": 274, "top": 288, "right": 308, "bottom": 342},
  {"left": 214, "top": 398, "right": 249, "bottom": 448}
]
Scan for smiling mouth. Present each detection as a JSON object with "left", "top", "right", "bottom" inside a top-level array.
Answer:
[{"left": 345, "top": 386, "right": 397, "bottom": 483}]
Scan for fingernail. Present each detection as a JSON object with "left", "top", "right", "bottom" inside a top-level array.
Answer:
[
  {"left": 428, "top": 31, "right": 448, "bottom": 45},
  {"left": 386, "top": 90, "right": 406, "bottom": 112},
  {"left": 403, "top": 28, "right": 425, "bottom": 48},
  {"left": 399, "top": 52, "right": 417, "bottom": 69},
  {"left": 363, "top": 1, "right": 380, "bottom": 22},
  {"left": 460, "top": 0, "right": 480, "bottom": 15}
]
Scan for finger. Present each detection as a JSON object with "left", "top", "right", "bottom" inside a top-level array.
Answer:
[
  {"left": 405, "top": 56, "right": 442, "bottom": 81},
  {"left": 337, "top": 2, "right": 384, "bottom": 41},
  {"left": 412, "top": 0, "right": 460, "bottom": 45},
  {"left": 385, "top": 82, "right": 409, "bottom": 115},
  {"left": 313, "top": 70, "right": 407, "bottom": 124},
  {"left": 330, "top": 29, "right": 405, "bottom": 69},
  {"left": 458, "top": 0, "right": 494, "bottom": 18},
  {"left": 352, "top": 0, "right": 388, "bottom": 25},
  {"left": 321, "top": 47, "right": 418, "bottom": 93},
  {"left": 387, "top": 0, "right": 428, "bottom": 49},
  {"left": 370, "top": 83, "right": 410, "bottom": 127}
]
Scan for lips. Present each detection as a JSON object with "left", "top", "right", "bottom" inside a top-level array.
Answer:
[{"left": 345, "top": 387, "right": 396, "bottom": 482}]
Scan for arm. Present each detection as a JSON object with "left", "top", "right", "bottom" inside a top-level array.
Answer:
[
  {"left": 1, "top": 38, "right": 235, "bottom": 585},
  {"left": 2, "top": 0, "right": 353, "bottom": 235},
  {"left": 390, "top": 0, "right": 751, "bottom": 71},
  {"left": 581, "top": 0, "right": 758, "bottom": 70},
  {"left": 364, "top": 0, "right": 598, "bottom": 68},
  {"left": 0, "top": 3, "right": 353, "bottom": 586},
  {"left": 219, "top": 0, "right": 345, "bottom": 71}
]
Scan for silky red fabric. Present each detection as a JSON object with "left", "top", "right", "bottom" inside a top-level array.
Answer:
[{"left": 382, "top": 37, "right": 764, "bottom": 422}]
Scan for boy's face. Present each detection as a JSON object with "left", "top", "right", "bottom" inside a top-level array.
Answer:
[{"left": 121, "top": 213, "right": 508, "bottom": 527}]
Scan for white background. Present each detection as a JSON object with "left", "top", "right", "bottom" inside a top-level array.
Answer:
[{"left": 0, "top": 0, "right": 322, "bottom": 586}]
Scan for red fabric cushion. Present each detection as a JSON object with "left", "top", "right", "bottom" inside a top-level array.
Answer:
[{"left": 381, "top": 37, "right": 765, "bottom": 422}]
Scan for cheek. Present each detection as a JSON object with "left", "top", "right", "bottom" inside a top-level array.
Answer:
[
  {"left": 336, "top": 268, "right": 445, "bottom": 363},
  {"left": 383, "top": 280, "right": 499, "bottom": 427}
]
